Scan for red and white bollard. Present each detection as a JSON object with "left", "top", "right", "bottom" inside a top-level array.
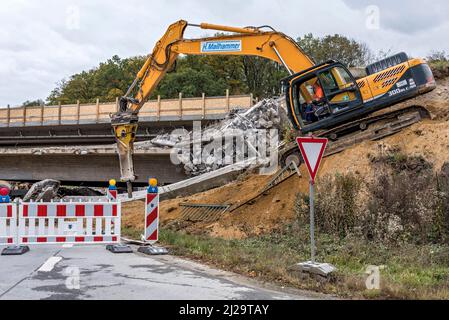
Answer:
[
  {"left": 138, "top": 178, "right": 168, "bottom": 255},
  {"left": 144, "top": 178, "right": 159, "bottom": 243}
]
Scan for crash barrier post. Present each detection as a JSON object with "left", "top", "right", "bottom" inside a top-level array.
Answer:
[{"left": 138, "top": 178, "right": 168, "bottom": 255}]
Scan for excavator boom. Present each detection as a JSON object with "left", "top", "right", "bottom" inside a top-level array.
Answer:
[
  {"left": 122, "top": 20, "right": 314, "bottom": 114},
  {"left": 112, "top": 20, "right": 315, "bottom": 195}
]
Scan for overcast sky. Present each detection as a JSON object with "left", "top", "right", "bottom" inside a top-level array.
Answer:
[{"left": 1, "top": 0, "right": 448, "bottom": 107}]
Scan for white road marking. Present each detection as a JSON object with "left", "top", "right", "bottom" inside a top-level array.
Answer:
[
  {"left": 62, "top": 244, "right": 74, "bottom": 248},
  {"left": 38, "top": 257, "right": 62, "bottom": 272}
]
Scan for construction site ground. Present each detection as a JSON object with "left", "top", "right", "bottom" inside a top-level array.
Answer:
[{"left": 121, "top": 75, "right": 449, "bottom": 299}]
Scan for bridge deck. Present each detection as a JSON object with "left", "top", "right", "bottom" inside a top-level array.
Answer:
[{"left": 0, "top": 94, "right": 253, "bottom": 146}]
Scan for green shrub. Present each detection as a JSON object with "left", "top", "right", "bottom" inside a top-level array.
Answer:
[
  {"left": 429, "top": 60, "right": 449, "bottom": 79},
  {"left": 294, "top": 155, "right": 449, "bottom": 245},
  {"left": 295, "top": 173, "right": 363, "bottom": 240}
]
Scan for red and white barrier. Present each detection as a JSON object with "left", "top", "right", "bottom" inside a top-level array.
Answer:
[
  {"left": 0, "top": 204, "right": 17, "bottom": 245},
  {"left": 144, "top": 184, "right": 159, "bottom": 243},
  {"left": 18, "top": 201, "right": 121, "bottom": 245}
]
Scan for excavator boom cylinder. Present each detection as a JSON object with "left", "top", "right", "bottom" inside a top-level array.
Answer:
[{"left": 195, "top": 22, "right": 260, "bottom": 34}]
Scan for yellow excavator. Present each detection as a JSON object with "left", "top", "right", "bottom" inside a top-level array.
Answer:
[{"left": 112, "top": 20, "right": 436, "bottom": 195}]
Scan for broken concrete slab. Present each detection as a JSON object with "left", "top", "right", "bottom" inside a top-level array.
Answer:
[
  {"left": 23, "top": 179, "right": 60, "bottom": 202},
  {"left": 119, "top": 157, "right": 259, "bottom": 203}
]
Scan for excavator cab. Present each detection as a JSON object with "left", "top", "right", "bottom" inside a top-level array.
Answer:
[{"left": 284, "top": 61, "right": 364, "bottom": 134}]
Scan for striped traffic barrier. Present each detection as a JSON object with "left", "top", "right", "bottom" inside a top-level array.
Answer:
[
  {"left": 2, "top": 180, "right": 131, "bottom": 255},
  {"left": 18, "top": 200, "right": 121, "bottom": 245},
  {"left": 144, "top": 178, "right": 159, "bottom": 243},
  {"left": 138, "top": 178, "right": 168, "bottom": 255}
]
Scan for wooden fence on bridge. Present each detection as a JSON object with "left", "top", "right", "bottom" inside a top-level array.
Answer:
[{"left": 0, "top": 91, "right": 254, "bottom": 127}]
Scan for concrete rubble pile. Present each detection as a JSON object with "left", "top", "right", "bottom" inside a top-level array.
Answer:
[
  {"left": 20, "top": 179, "right": 105, "bottom": 202},
  {"left": 151, "top": 98, "right": 283, "bottom": 176}
]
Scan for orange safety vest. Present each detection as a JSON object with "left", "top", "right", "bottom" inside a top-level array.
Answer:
[{"left": 313, "top": 83, "right": 324, "bottom": 100}]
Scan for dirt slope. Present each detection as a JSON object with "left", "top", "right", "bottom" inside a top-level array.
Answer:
[{"left": 123, "top": 77, "right": 449, "bottom": 239}]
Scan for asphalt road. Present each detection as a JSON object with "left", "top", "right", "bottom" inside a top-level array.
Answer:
[{"left": 0, "top": 244, "right": 327, "bottom": 300}]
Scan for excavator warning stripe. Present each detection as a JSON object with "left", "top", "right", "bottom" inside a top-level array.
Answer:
[{"left": 374, "top": 65, "right": 406, "bottom": 82}]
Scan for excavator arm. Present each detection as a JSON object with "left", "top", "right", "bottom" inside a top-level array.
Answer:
[{"left": 112, "top": 20, "right": 315, "bottom": 196}]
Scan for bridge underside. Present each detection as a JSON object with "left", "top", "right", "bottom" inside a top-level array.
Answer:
[{"left": 0, "top": 151, "right": 187, "bottom": 186}]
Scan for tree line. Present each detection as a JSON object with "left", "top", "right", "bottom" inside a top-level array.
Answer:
[{"left": 23, "top": 33, "right": 442, "bottom": 107}]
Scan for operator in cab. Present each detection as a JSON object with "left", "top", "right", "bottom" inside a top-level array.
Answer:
[{"left": 304, "top": 80, "right": 329, "bottom": 123}]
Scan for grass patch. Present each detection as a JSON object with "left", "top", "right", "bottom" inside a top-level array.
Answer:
[
  {"left": 122, "top": 225, "right": 141, "bottom": 240},
  {"left": 430, "top": 60, "right": 449, "bottom": 79},
  {"left": 122, "top": 223, "right": 449, "bottom": 299}
]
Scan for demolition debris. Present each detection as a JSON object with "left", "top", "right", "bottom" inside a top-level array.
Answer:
[{"left": 151, "top": 99, "right": 283, "bottom": 176}]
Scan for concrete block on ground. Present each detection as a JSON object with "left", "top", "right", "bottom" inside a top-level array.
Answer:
[
  {"left": 120, "top": 158, "right": 258, "bottom": 202},
  {"left": 291, "top": 261, "right": 337, "bottom": 277}
]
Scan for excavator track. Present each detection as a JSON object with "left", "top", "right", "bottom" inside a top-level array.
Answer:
[{"left": 280, "top": 105, "right": 431, "bottom": 166}]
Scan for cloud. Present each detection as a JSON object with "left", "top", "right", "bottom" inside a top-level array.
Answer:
[
  {"left": 343, "top": 0, "right": 448, "bottom": 34},
  {"left": 0, "top": 0, "right": 447, "bottom": 106}
]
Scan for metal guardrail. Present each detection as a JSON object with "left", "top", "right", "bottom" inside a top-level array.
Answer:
[{"left": 180, "top": 203, "right": 231, "bottom": 222}]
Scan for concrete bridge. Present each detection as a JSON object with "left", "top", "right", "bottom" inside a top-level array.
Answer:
[
  {"left": 0, "top": 93, "right": 253, "bottom": 146},
  {"left": 0, "top": 93, "right": 253, "bottom": 185}
]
